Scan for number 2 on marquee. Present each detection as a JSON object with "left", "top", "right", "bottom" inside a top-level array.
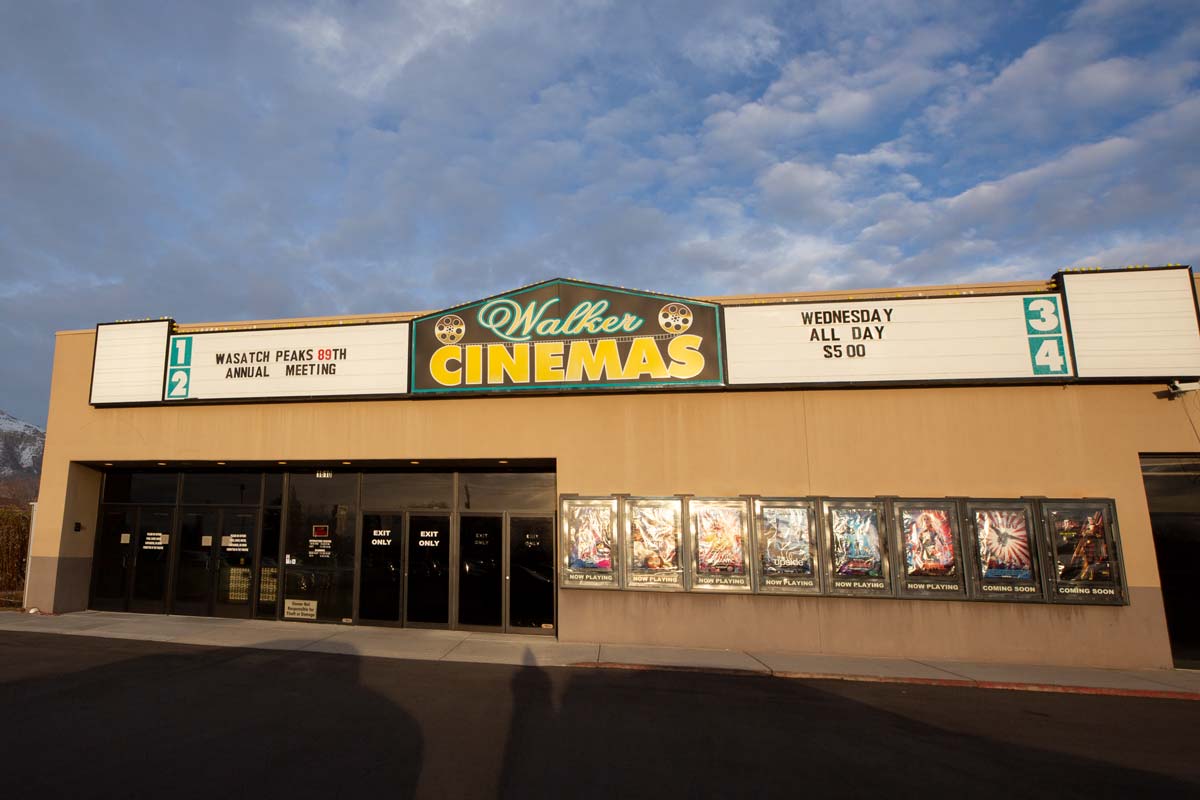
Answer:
[{"left": 167, "top": 368, "right": 190, "bottom": 398}]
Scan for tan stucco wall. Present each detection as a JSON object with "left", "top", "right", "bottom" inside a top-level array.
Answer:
[{"left": 32, "top": 327, "right": 1200, "bottom": 668}]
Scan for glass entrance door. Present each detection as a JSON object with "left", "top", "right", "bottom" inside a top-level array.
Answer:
[
  {"left": 128, "top": 507, "right": 174, "bottom": 614},
  {"left": 359, "top": 514, "right": 405, "bottom": 624},
  {"left": 406, "top": 514, "right": 450, "bottom": 627},
  {"left": 458, "top": 514, "right": 504, "bottom": 628},
  {"left": 174, "top": 509, "right": 218, "bottom": 616},
  {"left": 90, "top": 507, "right": 138, "bottom": 611},
  {"left": 214, "top": 510, "right": 257, "bottom": 618},
  {"left": 173, "top": 508, "right": 258, "bottom": 618},
  {"left": 509, "top": 516, "right": 555, "bottom": 632}
]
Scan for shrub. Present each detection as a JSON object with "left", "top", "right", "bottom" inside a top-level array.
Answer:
[{"left": 0, "top": 505, "right": 31, "bottom": 605}]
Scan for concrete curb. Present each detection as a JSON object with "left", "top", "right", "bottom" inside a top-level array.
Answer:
[{"left": 576, "top": 661, "right": 1200, "bottom": 700}]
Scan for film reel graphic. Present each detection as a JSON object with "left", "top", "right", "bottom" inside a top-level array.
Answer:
[
  {"left": 658, "top": 303, "right": 693, "bottom": 334},
  {"left": 435, "top": 314, "right": 466, "bottom": 344}
]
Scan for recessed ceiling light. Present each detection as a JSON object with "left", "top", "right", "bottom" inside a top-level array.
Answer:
[
  {"left": 103, "top": 462, "right": 113, "bottom": 467},
  {"left": 498, "top": 459, "right": 508, "bottom": 464},
  {"left": 277, "top": 461, "right": 287, "bottom": 465},
  {"left": 216, "top": 461, "right": 225, "bottom": 465},
  {"left": 410, "top": 460, "right": 420, "bottom": 465},
  {"left": 342, "top": 461, "right": 351, "bottom": 465},
  {"left": 157, "top": 462, "right": 167, "bottom": 466}
]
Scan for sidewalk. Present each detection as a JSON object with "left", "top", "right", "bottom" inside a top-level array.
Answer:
[{"left": 1, "top": 610, "right": 1197, "bottom": 700}]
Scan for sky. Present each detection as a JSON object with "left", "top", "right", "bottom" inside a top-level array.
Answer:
[{"left": 1, "top": 0, "right": 1198, "bottom": 426}]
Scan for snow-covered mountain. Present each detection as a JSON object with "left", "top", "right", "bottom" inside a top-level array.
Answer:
[{"left": 0, "top": 410, "right": 43, "bottom": 503}]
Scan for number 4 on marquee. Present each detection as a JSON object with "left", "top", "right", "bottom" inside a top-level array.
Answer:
[{"left": 1029, "top": 337, "right": 1068, "bottom": 375}]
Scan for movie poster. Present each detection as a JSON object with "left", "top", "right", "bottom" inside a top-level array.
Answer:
[
  {"left": 967, "top": 503, "right": 1042, "bottom": 600},
  {"left": 690, "top": 500, "right": 751, "bottom": 591},
  {"left": 975, "top": 509, "right": 1033, "bottom": 580},
  {"left": 561, "top": 498, "right": 619, "bottom": 588},
  {"left": 1044, "top": 501, "right": 1123, "bottom": 603},
  {"left": 756, "top": 502, "right": 820, "bottom": 593},
  {"left": 894, "top": 502, "right": 965, "bottom": 598},
  {"left": 831, "top": 508, "right": 882, "bottom": 577},
  {"left": 902, "top": 509, "right": 957, "bottom": 577},
  {"left": 624, "top": 499, "right": 685, "bottom": 590},
  {"left": 826, "top": 502, "right": 891, "bottom": 595}
]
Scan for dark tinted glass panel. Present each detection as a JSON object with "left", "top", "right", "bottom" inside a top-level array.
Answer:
[
  {"left": 215, "top": 510, "right": 256, "bottom": 618},
  {"left": 174, "top": 509, "right": 217, "bottom": 616},
  {"left": 510, "top": 517, "right": 555, "bottom": 629},
  {"left": 129, "top": 508, "right": 174, "bottom": 613},
  {"left": 256, "top": 508, "right": 281, "bottom": 618},
  {"left": 264, "top": 474, "right": 284, "bottom": 507},
  {"left": 1142, "top": 458, "right": 1200, "bottom": 664},
  {"left": 407, "top": 515, "right": 450, "bottom": 624},
  {"left": 359, "top": 514, "right": 403, "bottom": 622},
  {"left": 90, "top": 507, "right": 136, "bottom": 609},
  {"left": 361, "top": 473, "right": 453, "bottom": 510},
  {"left": 103, "top": 472, "right": 179, "bottom": 504},
  {"left": 459, "top": 473, "right": 555, "bottom": 511},
  {"left": 458, "top": 515, "right": 503, "bottom": 627},
  {"left": 283, "top": 474, "right": 357, "bottom": 622},
  {"left": 182, "top": 473, "right": 262, "bottom": 506}
]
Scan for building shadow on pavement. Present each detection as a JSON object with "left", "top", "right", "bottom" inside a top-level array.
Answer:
[
  {"left": 0, "top": 633, "right": 424, "bottom": 799},
  {"left": 1, "top": 633, "right": 1198, "bottom": 800},
  {"left": 494, "top": 647, "right": 1200, "bottom": 800}
]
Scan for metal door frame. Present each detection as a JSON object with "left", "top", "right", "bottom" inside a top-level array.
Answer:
[
  {"left": 506, "top": 512, "right": 557, "bottom": 636},
  {"left": 455, "top": 511, "right": 507, "bottom": 632},
  {"left": 403, "top": 511, "right": 453, "bottom": 629},
  {"left": 355, "top": 509, "right": 408, "bottom": 628},
  {"left": 127, "top": 504, "right": 176, "bottom": 614},
  {"left": 170, "top": 506, "right": 220, "bottom": 617},
  {"left": 169, "top": 506, "right": 259, "bottom": 619},
  {"left": 212, "top": 507, "right": 259, "bottom": 619},
  {"left": 88, "top": 505, "right": 140, "bottom": 612}
]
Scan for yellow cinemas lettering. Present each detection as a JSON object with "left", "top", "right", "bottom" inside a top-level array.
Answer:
[
  {"left": 430, "top": 345, "right": 462, "bottom": 387},
  {"left": 487, "top": 343, "right": 529, "bottom": 383},
  {"left": 429, "top": 335, "right": 706, "bottom": 387},
  {"left": 666, "top": 334, "right": 704, "bottom": 379},
  {"left": 565, "top": 338, "right": 621, "bottom": 381}
]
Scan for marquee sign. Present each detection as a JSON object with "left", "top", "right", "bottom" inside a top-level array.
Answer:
[
  {"left": 88, "top": 267, "right": 1196, "bottom": 407},
  {"left": 409, "top": 279, "right": 724, "bottom": 393},
  {"left": 724, "top": 293, "right": 1075, "bottom": 385},
  {"left": 163, "top": 322, "right": 409, "bottom": 401}
]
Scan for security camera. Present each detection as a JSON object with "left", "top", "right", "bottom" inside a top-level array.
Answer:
[{"left": 1168, "top": 380, "right": 1200, "bottom": 395}]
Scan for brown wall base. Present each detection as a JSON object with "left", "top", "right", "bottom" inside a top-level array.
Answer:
[
  {"left": 558, "top": 585, "right": 1174, "bottom": 670},
  {"left": 25, "top": 556, "right": 92, "bottom": 614}
]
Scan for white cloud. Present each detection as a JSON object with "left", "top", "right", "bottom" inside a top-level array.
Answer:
[
  {"left": 257, "top": 1, "right": 495, "bottom": 98},
  {"left": 1, "top": 0, "right": 1198, "bottom": 426},
  {"left": 681, "top": 14, "right": 782, "bottom": 72}
]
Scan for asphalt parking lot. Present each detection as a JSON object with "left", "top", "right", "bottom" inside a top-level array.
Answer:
[{"left": 0, "top": 630, "right": 1196, "bottom": 799}]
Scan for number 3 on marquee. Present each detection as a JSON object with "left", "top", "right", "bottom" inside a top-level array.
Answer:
[{"left": 1023, "top": 297, "right": 1062, "bottom": 335}]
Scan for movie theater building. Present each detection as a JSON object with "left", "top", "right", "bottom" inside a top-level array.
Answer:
[{"left": 25, "top": 267, "right": 1200, "bottom": 669}]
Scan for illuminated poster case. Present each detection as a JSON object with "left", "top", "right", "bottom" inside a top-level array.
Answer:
[
  {"left": 688, "top": 498, "right": 753, "bottom": 592},
  {"left": 963, "top": 499, "right": 1045, "bottom": 602},
  {"left": 823, "top": 499, "right": 893, "bottom": 597},
  {"left": 1039, "top": 499, "right": 1127, "bottom": 605},
  {"left": 560, "top": 496, "right": 621, "bottom": 589},
  {"left": 890, "top": 499, "right": 967, "bottom": 599},
  {"left": 622, "top": 497, "right": 687, "bottom": 591},
  {"left": 753, "top": 498, "right": 823, "bottom": 595}
]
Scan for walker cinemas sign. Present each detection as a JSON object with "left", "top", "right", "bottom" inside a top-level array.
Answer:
[{"left": 410, "top": 280, "right": 725, "bottom": 394}]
